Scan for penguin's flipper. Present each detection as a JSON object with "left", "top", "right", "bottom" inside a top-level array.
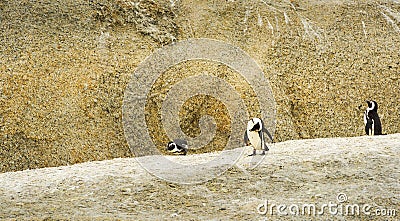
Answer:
[
  {"left": 262, "top": 127, "right": 273, "bottom": 142},
  {"left": 364, "top": 115, "right": 373, "bottom": 135},
  {"left": 244, "top": 130, "right": 250, "bottom": 146},
  {"left": 365, "top": 124, "right": 370, "bottom": 135},
  {"left": 260, "top": 119, "right": 273, "bottom": 142}
]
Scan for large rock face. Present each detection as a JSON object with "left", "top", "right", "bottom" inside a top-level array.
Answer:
[{"left": 1, "top": 0, "right": 399, "bottom": 172}]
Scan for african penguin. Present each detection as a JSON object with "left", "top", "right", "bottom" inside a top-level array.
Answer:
[
  {"left": 166, "top": 139, "right": 188, "bottom": 155},
  {"left": 364, "top": 100, "right": 382, "bottom": 136},
  {"left": 244, "top": 118, "right": 273, "bottom": 156}
]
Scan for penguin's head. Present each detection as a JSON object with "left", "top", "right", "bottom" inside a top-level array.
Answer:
[
  {"left": 166, "top": 141, "right": 177, "bottom": 152},
  {"left": 366, "top": 100, "right": 378, "bottom": 112},
  {"left": 247, "top": 118, "right": 262, "bottom": 132}
]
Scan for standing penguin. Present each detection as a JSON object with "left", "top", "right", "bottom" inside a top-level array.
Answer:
[
  {"left": 364, "top": 100, "right": 383, "bottom": 135},
  {"left": 244, "top": 118, "right": 273, "bottom": 156},
  {"left": 166, "top": 139, "right": 188, "bottom": 155}
]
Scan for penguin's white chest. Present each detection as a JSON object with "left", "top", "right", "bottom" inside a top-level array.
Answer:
[{"left": 247, "top": 131, "right": 263, "bottom": 149}]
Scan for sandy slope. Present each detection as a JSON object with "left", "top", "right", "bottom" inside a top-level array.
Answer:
[{"left": 0, "top": 134, "right": 399, "bottom": 220}]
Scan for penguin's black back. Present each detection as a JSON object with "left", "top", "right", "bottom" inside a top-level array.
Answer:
[
  {"left": 368, "top": 110, "right": 382, "bottom": 135},
  {"left": 173, "top": 139, "right": 188, "bottom": 148}
]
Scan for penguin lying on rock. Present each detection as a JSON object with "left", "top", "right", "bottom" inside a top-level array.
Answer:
[
  {"left": 244, "top": 118, "right": 273, "bottom": 156},
  {"left": 166, "top": 139, "right": 188, "bottom": 155}
]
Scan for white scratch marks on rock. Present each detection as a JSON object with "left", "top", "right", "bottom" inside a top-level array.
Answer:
[
  {"left": 300, "top": 17, "right": 324, "bottom": 41},
  {"left": 362, "top": 20, "right": 368, "bottom": 38},
  {"left": 266, "top": 17, "right": 274, "bottom": 35},
  {"left": 379, "top": 5, "right": 400, "bottom": 33},
  {"left": 257, "top": 12, "right": 263, "bottom": 27},
  {"left": 243, "top": 8, "right": 251, "bottom": 33},
  {"left": 381, "top": 11, "right": 400, "bottom": 33},
  {"left": 284, "top": 11, "right": 291, "bottom": 24}
]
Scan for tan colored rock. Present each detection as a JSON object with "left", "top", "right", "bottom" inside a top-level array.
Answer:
[{"left": 0, "top": 0, "right": 399, "bottom": 172}]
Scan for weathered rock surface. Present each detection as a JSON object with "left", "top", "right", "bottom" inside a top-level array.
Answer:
[{"left": 0, "top": 0, "right": 399, "bottom": 171}]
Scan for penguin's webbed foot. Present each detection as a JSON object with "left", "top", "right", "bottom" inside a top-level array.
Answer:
[{"left": 248, "top": 149, "right": 257, "bottom": 156}]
